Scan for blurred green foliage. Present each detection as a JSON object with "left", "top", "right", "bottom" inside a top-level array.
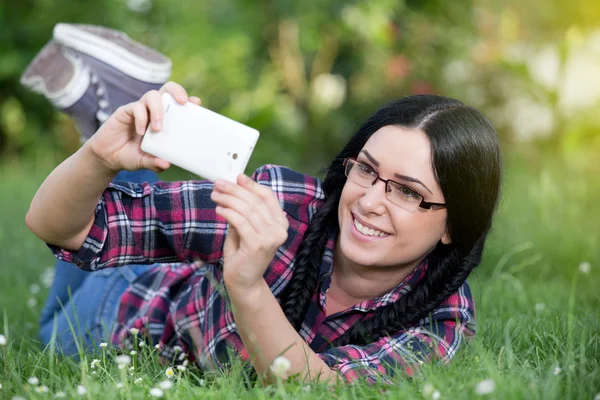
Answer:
[{"left": 1, "top": 0, "right": 600, "bottom": 174}]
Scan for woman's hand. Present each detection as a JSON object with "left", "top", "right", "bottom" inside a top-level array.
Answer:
[
  {"left": 210, "top": 174, "right": 289, "bottom": 291},
  {"left": 86, "top": 82, "right": 202, "bottom": 173}
]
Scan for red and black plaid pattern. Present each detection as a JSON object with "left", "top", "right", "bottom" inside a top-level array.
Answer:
[{"left": 49, "top": 164, "right": 475, "bottom": 383}]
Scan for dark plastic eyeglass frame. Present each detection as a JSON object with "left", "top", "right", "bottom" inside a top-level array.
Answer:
[{"left": 343, "top": 158, "right": 447, "bottom": 210}]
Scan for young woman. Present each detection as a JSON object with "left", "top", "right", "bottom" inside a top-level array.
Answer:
[{"left": 24, "top": 29, "right": 501, "bottom": 384}]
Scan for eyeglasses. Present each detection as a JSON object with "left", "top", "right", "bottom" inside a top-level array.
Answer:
[{"left": 343, "top": 158, "right": 446, "bottom": 212}]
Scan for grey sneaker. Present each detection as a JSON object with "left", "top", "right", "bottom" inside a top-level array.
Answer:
[
  {"left": 21, "top": 24, "right": 172, "bottom": 142},
  {"left": 20, "top": 40, "right": 104, "bottom": 140},
  {"left": 53, "top": 23, "right": 171, "bottom": 84},
  {"left": 20, "top": 40, "right": 90, "bottom": 109},
  {"left": 53, "top": 23, "right": 172, "bottom": 131}
]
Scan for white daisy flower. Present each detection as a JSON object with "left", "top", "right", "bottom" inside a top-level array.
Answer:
[
  {"left": 36, "top": 385, "right": 50, "bottom": 393},
  {"left": 475, "top": 379, "right": 495, "bottom": 395},
  {"left": 165, "top": 367, "right": 175, "bottom": 378},
  {"left": 138, "top": 341, "right": 145, "bottom": 347},
  {"left": 27, "top": 298, "right": 37, "bottom": 308},
  {"left": 134, "top": 377, "right": 143, "bottom": 384},
  {"left": 99, "top": 342, "right": 108, "bottom": 348},
  {"left": 269, "top": 356, "right": 291, "bottom": 379},
  {"left": 116, "top": 383, "right": 124, "bottom": 389},
  {"left": 28, "top": 376, "right": 39, "bottom": 385},
  {"left": 149, "top": 387, "right": 164, "bottom": 397},
  {"left": 41, "top": 267, "right": 55, "bottom": 288},
  {"left": 173, "top": 346, "right": 183, "bottom": 353},
  {"left": 130, "top": 350, "right": 137, "bottom": 356},
  {"left": 176, "top": 365, "right": 186, "bottom": 371},
  {"left": 422, "top": 383, "right": 435, "bottom": 397},
  {"left": 158, "top": 380, "right": 173, "bottom": 390},
  {"left": 155, "top": 344, "right": 161, "bottom": 350},
  {"left": 54, "top": 391, "right": 66, "bottom": 398},
  {"left": 198, "top": 379, "right": 205, "bottom": 386},
  {"left": 554, "top": 366, "right": 561, "bottom": 375},
  {"left": 29, "top": 284, "right": 41, "bottom": 295},
  {"left": 115, "top": 355, "right": 131, "bottom": 369},
  {"left": 594, "top": 393, "right": 600, "bottom": 400},
  {"left": 77, "top": 385, "right": 87, "bottom": 395},
  {"left": 129, "top": 328, "right": 140, "bottom": 336},
  {"left": 90, "top": 359, "right": 100, "bottom": 369},
  {"left": 0, "top": 334, "right": 6, "bottom": 346},
  {"left": 432, "top": 390, "right": 441, "bottom": 400},
  {"left": 579, "top": 261, "right": 591, "bottom": 274}
]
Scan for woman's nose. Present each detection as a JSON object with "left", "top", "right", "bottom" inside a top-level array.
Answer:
[{"left": 357, "top": 179, "right": 387, "bottom": 215}]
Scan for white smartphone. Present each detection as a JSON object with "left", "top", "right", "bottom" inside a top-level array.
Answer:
[{"left": 140, "top": 93, "right": 259, "bottom": 182}]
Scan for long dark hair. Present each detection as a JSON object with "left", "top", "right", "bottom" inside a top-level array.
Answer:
[{"left": 280, "top": 94, "right": 502, "bottom": 346}]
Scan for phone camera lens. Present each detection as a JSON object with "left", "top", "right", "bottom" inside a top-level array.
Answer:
[{"left": 232, "top": 153, "right": 238, "bottom": 160}]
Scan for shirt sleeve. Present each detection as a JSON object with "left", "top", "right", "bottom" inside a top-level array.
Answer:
[
  {"left": 46, "top": 177, "right": 226, "bottom": 271},
  {"left": 47, "top": 164, "right": 325, "bottom": 272},
  {"left": 317, "top": 283, "right": 476, "bottom": 384}
]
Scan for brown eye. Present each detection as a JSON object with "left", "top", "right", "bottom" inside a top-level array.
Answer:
[
  {"left": 356, "top": 163, "right": 374, "bottom": 176},
  {"left": 390, "top": 182, "right": 421, "bottom": 201}
]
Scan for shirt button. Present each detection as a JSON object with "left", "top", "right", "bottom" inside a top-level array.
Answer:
[{"left": 134, "top": 185, "right": 143, "bottom": 193}]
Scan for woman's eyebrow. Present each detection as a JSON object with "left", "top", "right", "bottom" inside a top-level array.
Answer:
[{"left": 360, "top": 150, "right": 434, "bottom": 195}]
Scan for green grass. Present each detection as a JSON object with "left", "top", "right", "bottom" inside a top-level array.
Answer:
[{"left": 0, "top": 151, "right": 599, "bottom": 399}]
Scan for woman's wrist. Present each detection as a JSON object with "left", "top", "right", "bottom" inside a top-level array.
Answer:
[
  {"left": 82, "top": 139, "right": 121, "bottom": 176},
  {"left": 225, "top": 277, "right": 268, "bottom": 310}
]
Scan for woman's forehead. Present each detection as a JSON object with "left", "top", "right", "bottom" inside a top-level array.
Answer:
[{"left": 361, "top": 126, "right": 438, "bottom": 187}]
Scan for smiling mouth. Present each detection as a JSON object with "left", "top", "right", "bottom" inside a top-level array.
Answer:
[{"left": 352, "top": 214, "right": 390, "bottom": 238}]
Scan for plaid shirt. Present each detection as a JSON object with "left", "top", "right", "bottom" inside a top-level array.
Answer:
[{"left": 49, "top": 164, "right": 476, "bottom": 383}]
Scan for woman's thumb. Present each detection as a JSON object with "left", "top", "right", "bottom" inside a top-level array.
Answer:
[{"left": 141, "top": 153, "right": 170, "bottom": 173}]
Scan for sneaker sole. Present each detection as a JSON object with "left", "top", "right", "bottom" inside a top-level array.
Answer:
[
  {"left": 53, "top": 23, "right": 171, "bottom": 84},
  {"left": 20, "top": 45, "right": 91, "bottom": 109}
]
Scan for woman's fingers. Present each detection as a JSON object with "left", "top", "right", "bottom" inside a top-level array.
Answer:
[
  {"left": 159, "top": 81, "right": 188, "bottom": 104},
  {"left": 210, "top": 190, "right": 271, "bottom": 234},
  {"left": 215, "top": 206, "right": 258, "bottom": 246},
  {"left": 141, "top": 90, "right": 165, "bottom": 131},
  {"left": 213, "top": 178, "right": 280, "bottom": 224},
  {"left": 141, "top": 84, "right": 202, "bottom": 132},
  {"left": 131, "top": 101, "right": 149, "bottom": 136},
  {"left": 236, "top": 175, "right": 288, "bottom": 226}
]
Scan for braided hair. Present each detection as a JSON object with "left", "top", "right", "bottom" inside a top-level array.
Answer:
[{"left": 280, "top": 95, "right": 502, "bottom": 346}]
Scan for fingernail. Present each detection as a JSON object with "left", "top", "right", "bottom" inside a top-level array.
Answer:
[
  {"left": 153, "top": 119, "right": 161, "bottom": 130},
  {"left": 214, "top": 179, "right": 226, "bottom": 189}
]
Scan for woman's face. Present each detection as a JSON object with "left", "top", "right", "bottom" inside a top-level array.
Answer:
[{"left": 337, "top": 125, "right": 451, "bottom": 270}]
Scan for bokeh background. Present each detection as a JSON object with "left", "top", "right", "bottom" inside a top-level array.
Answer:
[
  {"left": 3, "top": 0, "right": 600, "bottom": 170},
  {"left": 0, "top": 0, "right": 599, "bottom": 397}
]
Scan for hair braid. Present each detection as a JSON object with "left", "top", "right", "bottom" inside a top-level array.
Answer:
[
  {"left": 280, "top": 195, "right": 338, "bottom": 330},
  {"left": 333, "top": 238, "right": 484, "bottom": 346}
]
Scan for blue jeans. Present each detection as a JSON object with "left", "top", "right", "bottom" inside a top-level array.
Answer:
[{"left": 39, "top": 169, "right": 158, "bottom": 356}]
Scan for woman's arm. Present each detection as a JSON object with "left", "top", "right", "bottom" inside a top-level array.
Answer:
[
  {"left": 206, "top": 172, "right": 338, "bottom": 382},
  {"left": 227, "top": 280, "right": 339, "bottom": 383},
  {"left": 25, "top": 144, "right": 116, "bottom": 251},
  {"left": 228, "top": 276, "right": 475, "bottom": 384},
  {"left": 26, "top": 82, "right": 195, "bottom": 251}
]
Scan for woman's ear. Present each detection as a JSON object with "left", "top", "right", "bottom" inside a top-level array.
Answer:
[{"left": 441, "top": 230, "right": 452, "bottom": 245}]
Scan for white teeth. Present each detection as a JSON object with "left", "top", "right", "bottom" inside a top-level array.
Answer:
[{"left": 353, "top": 217, "right": 388, "bottom": 237}]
